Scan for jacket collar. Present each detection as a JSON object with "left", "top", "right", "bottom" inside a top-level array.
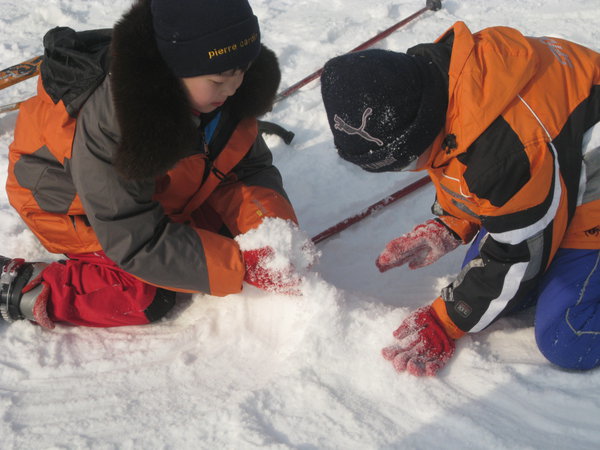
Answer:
[{"left": 430, "top": 21, "right": 539, "bottom": 167}]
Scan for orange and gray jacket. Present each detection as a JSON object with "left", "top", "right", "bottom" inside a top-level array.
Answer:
[
  {"left": 7, "top": 1, "right": 296, "bottom": 296},
  {"left": 409, "top": 22, "right": 600, "bottom": 338}
]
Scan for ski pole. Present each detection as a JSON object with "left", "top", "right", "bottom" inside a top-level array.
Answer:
[
  {"left": 311, "top": 175, "right": 431, "bottom": 244},
  {"left": 274, "top": 0, "right": 442, "bottom": 103}
]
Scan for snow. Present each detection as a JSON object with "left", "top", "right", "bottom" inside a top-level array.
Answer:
[
  {"left": 235, "top": 218, "right": 319, "bottom": 276},
  {"left": 1, "top": 0, "right": 600, "bottom": 448}
]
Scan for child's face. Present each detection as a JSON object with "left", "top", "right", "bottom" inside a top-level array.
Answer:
[{"left": 181, "top": 69, "right": 245, "bottom": 113}]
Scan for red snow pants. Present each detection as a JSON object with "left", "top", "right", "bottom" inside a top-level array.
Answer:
[{"left": 40, "top": 252, "right": 176, "bottom": 327}]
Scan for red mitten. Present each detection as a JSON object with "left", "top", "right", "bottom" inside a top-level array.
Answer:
[
  {"left": 381, "top": 306, "right": 455, "bottom": 376},
  {"left": 242, "top": 247, "right": 302, "bottom": 295},
  {"left": 376, "top": 219, "right": 460, "bottom": 272}
]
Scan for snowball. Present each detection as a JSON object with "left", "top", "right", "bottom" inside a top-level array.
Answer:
[{"left": 235, "top": 218, "right": 320, "bottom": 275}]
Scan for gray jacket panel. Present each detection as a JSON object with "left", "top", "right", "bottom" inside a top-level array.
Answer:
[{"left": 71, "top": 77, "right": 211, "bottom": 292}]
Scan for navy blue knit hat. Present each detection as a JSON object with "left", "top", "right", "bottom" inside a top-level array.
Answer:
[
  {"left": 321, "top": 49, "right": 447, "bottom": 172},
  {"left": 151, "top": 0, "right": 261, "bottom": 77}
]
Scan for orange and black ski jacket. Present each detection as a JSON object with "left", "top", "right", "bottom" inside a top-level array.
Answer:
[
  {"left": 408, "top": 22, "right": 600, "bottom": 337},
  {"left": 7, "top": 5, "right": 296, "bottom": 297}
]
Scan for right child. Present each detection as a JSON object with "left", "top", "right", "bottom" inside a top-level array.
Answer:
[{"left": 321, "top": 21, "right": 600, "bottom": 375}]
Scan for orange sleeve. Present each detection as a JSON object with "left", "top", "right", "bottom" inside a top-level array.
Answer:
[
  {"left": 431, "top": 296, "right": 466, "bottom": 340},
  {"left": 195, "top": 228, "right": 245, "bottom": 296},
  {"left": 126, "top": 228, "right": 245, "bottom": 297},
  {"left": 437, "top": 215, "right": 480, "bottom": 244},
  {"left": 206, "top": 182, "right": 298, "bottom": 236}
]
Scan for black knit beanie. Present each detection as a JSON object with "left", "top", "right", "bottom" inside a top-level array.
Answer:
[
  {"left": 321, "top": 49, "right": 447, "bottom": 172},
  {"left": 151, "top": 0, "right": 261, "bottom": 77}
]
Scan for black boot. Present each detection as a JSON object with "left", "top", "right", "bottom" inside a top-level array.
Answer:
[{"left": 0, "top": 256, "right": 49, "bottom": 325}]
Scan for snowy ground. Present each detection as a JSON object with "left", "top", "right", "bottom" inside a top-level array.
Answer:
[{"left": 2, "top": 0, "right": 600, "bottom": 448}]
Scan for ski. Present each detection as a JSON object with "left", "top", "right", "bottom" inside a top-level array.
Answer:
[
  {"left": 0, "top": 55, "right": 43, "bottom": 114},
  {"left": 311, "top": 175, "right": 431, "bottom": 244},
  {"left": 0, "top": 55, "right": 43, "bottom": 90},
  {"left": 0, "top": 101, "right": 20, "bottom": 115}
]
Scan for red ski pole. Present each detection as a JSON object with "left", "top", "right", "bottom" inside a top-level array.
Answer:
[
  {"left": 312, "top": 175, "right": 431, "bottom": 244},
  {"left": 274, "top": 0, "right": 442, "bottom": 103}
]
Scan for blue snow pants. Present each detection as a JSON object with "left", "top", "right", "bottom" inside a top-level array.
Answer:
[{"left": 463, "top": 230, "right": 600, "bottom": 371}]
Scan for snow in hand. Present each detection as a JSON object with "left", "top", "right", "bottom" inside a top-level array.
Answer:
[
  {"left": 1, "top": 0, "right": 600, "bottom": 448},
  {"left": 237, "top": 218, "right": 320, "bottom": 294},
  {"left": 237, "top": 219, "right": 318, "bottom": 268}
]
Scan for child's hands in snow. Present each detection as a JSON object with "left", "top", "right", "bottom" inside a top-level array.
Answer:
[
  {"left": 382, "top": 306, "right": 455, "bottom": 376},
  {"left": 237, "top": 218, "right": 320, "bottom": 296},
  {"left": 242, "top": 246, "right": 302, "bottom": 295},
  {"left": 376, "top": 219, "right": 460, "bottom": 272}
]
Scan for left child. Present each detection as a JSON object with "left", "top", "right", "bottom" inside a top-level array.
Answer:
[{"left": 1, "top": 0, "right": 302, "bottom": 329}]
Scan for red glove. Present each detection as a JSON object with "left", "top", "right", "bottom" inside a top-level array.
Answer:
[
  {"left": 242, "top": 247, "right": 302, "bottom": 295},
  {"left": 381, "top": 306, "right": 455, "bottom": 376},
  {"left": 376, "top": 219, "right": 460, "bottom": 272}
]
